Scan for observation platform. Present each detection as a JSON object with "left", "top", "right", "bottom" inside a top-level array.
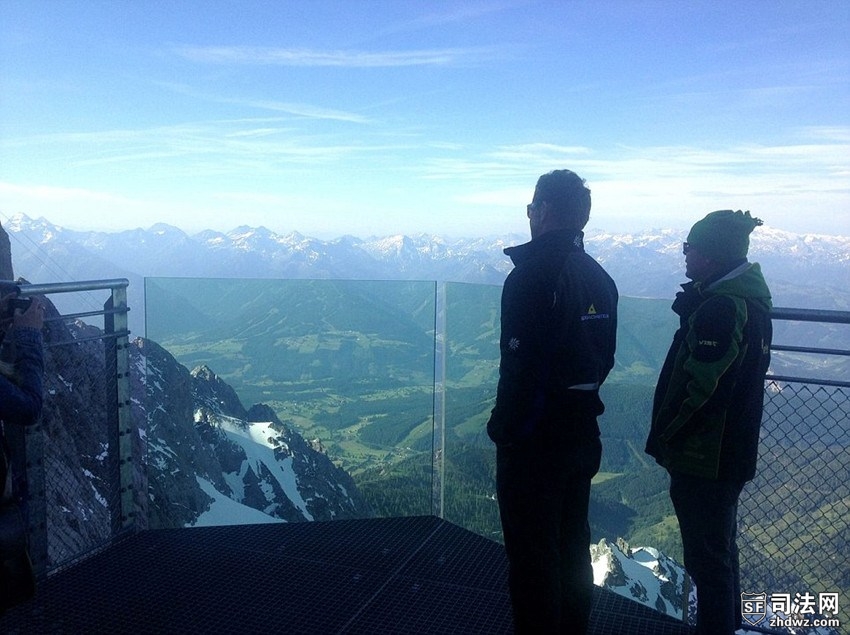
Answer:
[{"left": 1, "top": 516, "right": 693, "bottom": 634}]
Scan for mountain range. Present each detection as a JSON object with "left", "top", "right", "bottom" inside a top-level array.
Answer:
[{"left": 5, "top": 212, "right": 849, "bottom": 340}]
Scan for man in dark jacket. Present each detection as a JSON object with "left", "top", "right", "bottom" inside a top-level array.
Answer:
[
  {"left": 646, "top": 210, "right": 772, "bottom": 635},
  {"left": 487, "top": 170, "right": 618, "bottom": 634}
]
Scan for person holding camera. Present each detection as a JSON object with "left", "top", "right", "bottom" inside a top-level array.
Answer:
[{"left": 0, "top": 291, "right": 45, "bottom": 612}]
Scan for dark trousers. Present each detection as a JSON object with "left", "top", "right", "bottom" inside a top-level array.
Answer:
[
  {"left": 670, "top": 472, "right": 745, "bottom": 635},
  {"left": 496, "top": 423, "right": 601, "bottom": 634}
]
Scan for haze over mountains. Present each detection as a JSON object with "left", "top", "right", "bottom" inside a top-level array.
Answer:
[{"left": 5, "top": 212, "right": 849, "bottom": 338}]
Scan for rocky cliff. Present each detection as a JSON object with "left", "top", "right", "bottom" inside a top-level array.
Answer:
[{"left": 0, "top": 222, "right": 372, "bottom": 570}]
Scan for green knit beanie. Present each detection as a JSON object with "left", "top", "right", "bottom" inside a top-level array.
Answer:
[{"left": 686, "top": 210, "right": 763, "bottom": 262}]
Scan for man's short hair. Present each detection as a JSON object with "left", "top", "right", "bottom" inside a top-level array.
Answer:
[{"left": 534, "top": 170, "right": 591, "bottom": 229}]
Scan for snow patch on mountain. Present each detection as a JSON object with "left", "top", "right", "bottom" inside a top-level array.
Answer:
[
  {"left": 210, "top": 414, "right": 314, "bottom": 521},
  {"left": 192, "top": 477, "right": 286, "bottom": 527},
  {"left": 591, "top": 538, "right": 842, "bottom": 635},
  {"left": 592, "top": 538, "right": 690, "bottom": 620}
]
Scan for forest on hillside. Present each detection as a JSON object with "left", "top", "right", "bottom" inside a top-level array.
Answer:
[{"left": 146, "top": 277, "right": 850, "bottom": 598}]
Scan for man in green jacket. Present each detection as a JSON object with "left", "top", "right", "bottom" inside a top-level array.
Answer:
[{"left": 646, "top": 210, "right": 772, "bottom": 635}]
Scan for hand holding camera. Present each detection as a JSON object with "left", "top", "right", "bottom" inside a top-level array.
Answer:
[{"left": 0, "top": 291, "right": 43, "bottom": 330}]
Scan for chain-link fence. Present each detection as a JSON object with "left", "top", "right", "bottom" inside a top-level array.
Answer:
[
  {"left": 10, "top": 279, "right": 136, "bottom": 578},
  {"left": 739, "top": 308, "right": 850, "bottom": 622}
]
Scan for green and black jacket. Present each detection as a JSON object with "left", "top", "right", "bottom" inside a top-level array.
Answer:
[{"left": 646, "top": 261, "right": 772, "bottom": 481}]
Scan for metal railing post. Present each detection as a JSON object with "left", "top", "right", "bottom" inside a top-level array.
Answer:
[
  {"left": 105, "top": 284, "right": 135, "bottom": 534},
  {"left": 10, "top": 417, "right": 46, "bottom": 580},
  {"left": 432, "top": 281, "right": 447, "bottom": 519}
]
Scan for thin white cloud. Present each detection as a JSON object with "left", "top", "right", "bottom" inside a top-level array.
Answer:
[
  {"left": 372, "top": 1, "right": 519, "bottom": 35},
  {"left": 455, "top": 187, "right": 529, "bottom": 206},
  {"left": 0, "top": 182, "right": 135, "bottom": 205},
  {"left": 798, "top": 126, "right": 850, "bottom": 142},
  {"left": 157, "top": 82, "right": 371, "bottom": 124},
  {"left": 436, "top": 138, "right": 850, "bottom": 233},
  {"left": 489, "top": 144, "right": 593, "bottom": 160},
  {"left": 425, "top": 141, "right": 846, "bottom": 185},
  {"left": 240, "top": 99, "right": 370, "bottom": 123},
  {"left": 175, "top": 45, "right": 498, "bottom": 67},
  {"left": 0, "top": 118, "right": 406, "bottom": 172},
  {"left": 225, "top": 128, "right": 289, "bottom": 139}
]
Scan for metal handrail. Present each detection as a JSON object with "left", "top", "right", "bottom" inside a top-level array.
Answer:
[
  {"left": 768, "top": 306, "right": 850, "bottom": 386},
  {"left": 770, "top": 344, "right": 850, "bottom": 357},
  {"left": 17, "top": 279, "right": 129, "bottom": 296},
  {"left": 766, "top": 374, "right": 850, "bottom": 389},
  {"left": 771, "top": 306, "right": 850, "bottom": 325}
]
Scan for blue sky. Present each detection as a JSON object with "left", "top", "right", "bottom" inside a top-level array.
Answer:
[{"left": 1, "top": 0, "right": 848, "bottom": 238}]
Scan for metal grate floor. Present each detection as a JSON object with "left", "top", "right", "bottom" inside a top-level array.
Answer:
[{"left": 1, "top": 516, "right": 694, "bottom": 634}]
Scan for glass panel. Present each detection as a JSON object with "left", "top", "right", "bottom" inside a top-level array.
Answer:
[
  {"left": 442, "top": 282, "right": 501, "bottom": 539},
  {"left": 142, "top": 275, "right": 850, "bottom": 616},
  {"left": 144, "top": 278, "right": 436, "bottom": 527},
  {"left": 440, "top": 288, "right": 683, "bottom": 556},
  {"left": 593, "top": 296, "right": 680, "bottom": 557}
]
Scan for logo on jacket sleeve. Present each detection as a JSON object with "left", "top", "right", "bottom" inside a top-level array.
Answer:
[
  {"left": 508, "top": 337, "right": 520, "bottom": 351},
  {"left": 581, "top": 304, "right": 609, "bottom": 321}
]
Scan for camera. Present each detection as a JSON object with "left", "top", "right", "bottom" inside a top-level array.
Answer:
[{"left": 3, "top": 296, "right": 32, "bottom": 318}]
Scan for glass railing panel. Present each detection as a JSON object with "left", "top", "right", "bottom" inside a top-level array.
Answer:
[
  {"left": 441, "top": 282, "right": 501, "bottom": 539},
  {"left": 592, "top": 296, "right": 680, "bottom": 556},
  {"left": 439, "top": 288, "right": 684, "bottom": 549},
  {"left": 142, "top": 275, "right": 850, "bottom": 620},
  {"left": 144, "top": 277, "right": 437, "bottom": 527},
  {"left": 440, "top": 286, "right": 691, "bottom": 619}
]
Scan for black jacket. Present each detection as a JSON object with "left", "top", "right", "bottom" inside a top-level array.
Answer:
[
  {"left": 487, "top": 229, "right": 618, "bottom": 447},
  {"left": 1, "top": 325, "right": 44, "bottom": 501}
]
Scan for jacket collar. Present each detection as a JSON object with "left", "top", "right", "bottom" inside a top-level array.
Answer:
[
  {"left": 504, "top": 229, "right": 585, "bottom": 266},
  {"left": 674, "top": 259, "right": 772, "bottom": 316},
  {"left": 704, "top": 260, "right": 751, "bottom": 292}
]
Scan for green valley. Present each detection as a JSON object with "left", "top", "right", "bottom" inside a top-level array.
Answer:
[{"left": 145, "top": 277, "right": 850, "bottom": 598}]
